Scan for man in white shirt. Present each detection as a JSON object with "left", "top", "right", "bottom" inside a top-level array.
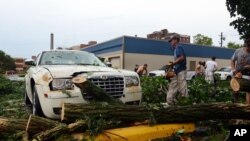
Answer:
[{"left": 205, "top": 56, "right": 218, "bottom": 83}]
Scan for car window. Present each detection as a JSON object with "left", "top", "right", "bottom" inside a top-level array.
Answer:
[
  {"left": 39, "top": 51, "right": 106, "bottom": 66},
  {"left": 218, "top": 67, "right": 231, "bottom": 72},
  {"left": 159, "top": 65, "right": 168, "bottom": 70}
]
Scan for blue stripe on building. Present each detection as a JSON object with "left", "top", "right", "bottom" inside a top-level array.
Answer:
[
  {"left": 124, "top": 36, "right": 235, "bottom": 59},
  {"left": 82, "top": 37, "right": 123, "bottom": 55},
  {"left": 83, "top": 36, "right": 235, "bottom": 59}
]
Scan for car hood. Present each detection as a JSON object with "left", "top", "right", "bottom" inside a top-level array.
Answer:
[
  {"left": 42, "top": 65, "right": 122, "bottom": 78},
  {"left": 215, "top": 71, "right": 232, "bottom": 75},
  {"left": 149, "top": 70, "right": 165, "bottom": 76}
]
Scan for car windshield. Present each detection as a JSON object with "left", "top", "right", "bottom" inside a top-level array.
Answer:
[
  {"left": 218, "top": 67, "right": 231, "bottom": 72},
  {"left": 39, "top": 51, "right": 106, "bottom": 66},
  {"left": 159, "top": 65, "right": 168, "bottom": 70}
]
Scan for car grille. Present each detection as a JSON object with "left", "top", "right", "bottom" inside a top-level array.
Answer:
[{"left": 83, "top": 76, "right": 124, "bottom": 100}]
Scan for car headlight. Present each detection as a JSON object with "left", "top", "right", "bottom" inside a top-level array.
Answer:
[
  {"left": 125, "top": 76, "right": 139, "bottom": 87},
  {"left": 51, "top": 78, "right": 74, "bottom": 90}
]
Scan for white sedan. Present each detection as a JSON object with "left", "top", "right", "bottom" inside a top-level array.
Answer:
[
  {"left": 149, "top": 65, "right": 196, "bottom": 80},
  {"left": 214, "top": 66, "right": 233, "bottom": 80},
  {"left": 25, "top": 50, "right": 142, "bottom": 119}
]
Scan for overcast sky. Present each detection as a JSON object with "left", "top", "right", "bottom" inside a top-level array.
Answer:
[{"left": 0, "top": 0, "right": 242, "bottom": 58}]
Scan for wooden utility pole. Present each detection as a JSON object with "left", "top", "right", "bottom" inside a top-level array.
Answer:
[
  {"left": 219, "top": 32, "right": 225, "bottom": 47},
  {"left": 50, "top": 33, "right": 54, "bottom": 50}
]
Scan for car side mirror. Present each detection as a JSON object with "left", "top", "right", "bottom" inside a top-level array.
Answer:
[
  {"left": 25, "top": 59, "right": 35, "bottom": 66},
  {"left": 106, "top": 62, "right": 112, "bottom": 67}
]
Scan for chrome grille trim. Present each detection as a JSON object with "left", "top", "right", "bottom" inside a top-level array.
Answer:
[{"left": 83, "top": 76, "right": 124, "bottom": 100}]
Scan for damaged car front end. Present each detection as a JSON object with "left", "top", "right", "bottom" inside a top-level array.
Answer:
[{"left": 25, "top": 50, "right": 142, "bottom": 119}]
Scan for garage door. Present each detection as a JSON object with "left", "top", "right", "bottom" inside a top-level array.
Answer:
[{"left": 109, "top": 57, "right": 121, "bottom": 69}]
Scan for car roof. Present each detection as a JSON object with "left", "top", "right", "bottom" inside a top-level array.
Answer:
[{"left": 42, "top": 50, "right": 90, "bottom": 54}]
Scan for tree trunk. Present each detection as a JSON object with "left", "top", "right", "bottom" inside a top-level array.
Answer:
[
  {"left": 32, "top": 124, "right": 68, "bottom": 141},
  {"left": 230, "top": 77, "right": 250, "bottom": 92},
  {"left": 26, "top": 115, "right": 61, "bottom": 136},
  {"left": 32, "top": 120, "right": 87, "bottom": 141},
  {"left": 0, "top": 117, "right": 27, "bottom": 133},
  {"left": 72, "top": 76, "right": 123, "bottom": 105},
  {"left": 61, "top": 103, "right": 250, "bottom": 123}
]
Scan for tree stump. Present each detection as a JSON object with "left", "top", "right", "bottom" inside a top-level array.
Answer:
[{"left": 230, "top": 77, "right": 250, "bottom": 92}]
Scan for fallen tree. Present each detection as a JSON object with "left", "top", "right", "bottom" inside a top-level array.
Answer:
[
  {"left": 0, "top": 117, "right": 27, "bottom": 133},
  {"left": 61, "top": 103, "right": 250, "bottom": 123},
  {"left": 72, "top": 76, "right": 123, "bottom": 105},
  {"left": 1, "top": 103, "right": 250, "bottom": 140}
]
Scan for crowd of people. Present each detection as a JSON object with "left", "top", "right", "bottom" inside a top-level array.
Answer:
[{"left": 133, "top": 35, "right": 250, "bottom": 106}]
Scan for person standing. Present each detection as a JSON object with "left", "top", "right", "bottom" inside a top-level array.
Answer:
[
  {"left": 205, "top": 56, "right": 218, "bottom": 83},
  {"left": 134, "top": 64, "right": 139, "bottom": 72},
  {"left": 166, "top": 35, "right": 188, "bottom": 105},
  {"left": 231, "top": 38, "right": 250, "bottom": 104},
  {"left": 136, "top": 64, "right": 148, "bottom": 77},
  {"left": 195, "top": 61, "right": 205, "bottom": 76}
]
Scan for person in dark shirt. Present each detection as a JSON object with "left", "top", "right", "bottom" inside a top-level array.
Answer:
[
  {"left": 166, "top": 35, "right": 188, "bottom": 105},
  {"left": 231, "top": 37, "right": 250, "bottom": 104}
]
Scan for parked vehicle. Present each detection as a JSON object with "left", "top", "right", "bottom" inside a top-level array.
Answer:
[
  {"left": 214, "top": 66, "right": 233, "bottom": 80},
  {"left": 25, "top": 50, "right": 142, "bottom": 119},
  {"left": 148, "top": 65, "right": 196, "bottom": 80}
]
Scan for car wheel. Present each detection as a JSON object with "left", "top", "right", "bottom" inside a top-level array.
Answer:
[
  {"left": 24, "top": 91, "right": 31, "bottom": 105},
  {"left": 226, "top": 76, "right": 232, "bottom": 81},
  {"left": 32, "top": 86, "right": 44, "bottom": 117},
  {"left": 192, "top": 76, "right": 195, "bottom": 80}
]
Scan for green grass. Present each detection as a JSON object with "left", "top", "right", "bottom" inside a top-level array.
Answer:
[
  {"left": 0, "top": 93, "right": 29, "bottom": 119},
  {"left": 0, "top": 79, "right": 29, "bottom": 119}
]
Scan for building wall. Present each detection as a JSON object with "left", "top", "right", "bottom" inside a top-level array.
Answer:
[
  {"left": 123, "top": 36, "right": 234, "bottom": 71},
  {"left": 83, "top": 36, "right": 235, "bottom": 71},
  {"left": 14, "top": 58, "right": 25, "bottom": 71},
  {"left": 83, "top": 37, "right": 123, "bottom": 54},
  {"left": 124, "top": 36, "right": 234, "bottom": 59},
  {"left": 82, "top": 37, "right": 124, "bottom": 69},
  {"left": 95, "top": 51, "right": 123, "bottom": 69}
]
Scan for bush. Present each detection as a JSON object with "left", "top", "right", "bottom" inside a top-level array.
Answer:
[
  {"left": 141, "top": 76, "right": 244, "bottom": 106},
  {"left": 0, "top": 75, "right": 24, "bottom": 95},
  {"left": 140, "top": 76, "right": 168, "bottom": 105}
]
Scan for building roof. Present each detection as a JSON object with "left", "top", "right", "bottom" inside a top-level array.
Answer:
[{"left": 82, "top": 35, "right": 235, "bottom": 59}]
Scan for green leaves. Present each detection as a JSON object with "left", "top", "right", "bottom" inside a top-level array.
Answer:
[
  {"left": 193, "top": 34, "right": 213, "bottom": 46},
  {"left": 140, "top": 76, "right": 168, "bottom": 104},
  {"left": 227, "top": 42, "right": 243, "bottom": 49},
  {"left": 140, "top": 76, "right": 243, "bottom": 106},
  {"left": 226, "top": 0, "right": 250, "bottom": 39},
  {"left": 0, "top": 50, "right": 16, "bottom": 74}
]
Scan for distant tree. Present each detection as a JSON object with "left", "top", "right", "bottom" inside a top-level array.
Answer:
[
  {"left": 226, "top": 0, "right": 250, "bottom": 40},
  {"left": 193, "top": 34, "right": 213, "bottom": 46},
  {"left": 0, "top": 50, "right": 16, "bottom": 74},
  {"left": 227, "top": 42, "right": 243, "bottom": 49}
]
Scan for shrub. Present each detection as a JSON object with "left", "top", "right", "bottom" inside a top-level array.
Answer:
[
  {"left": 0, "top": 75, "right": 24, "bottom": 95},
  {"left": 140, "top": 76, "right": 168, "bottom": 105},
  {"left": 141, "top": 76, "right": 244, "bottom": 106}
]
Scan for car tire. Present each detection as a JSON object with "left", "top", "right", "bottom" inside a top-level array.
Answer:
[
  {"left": 226, "top": 76, "right": 232, "bottom": 81},
  {"left": 192, "top": 76, "right": 195, "bottom": 80},
  {"left": 24, "top": 91, "right": 31, "bottom": 105},
  {"left": 32, "top": 86, "right": 44, "bottom": 117}
]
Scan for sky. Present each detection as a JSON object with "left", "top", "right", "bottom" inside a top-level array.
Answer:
[{"left": 0, "top": 0, "right": 243, "bottom": 58}]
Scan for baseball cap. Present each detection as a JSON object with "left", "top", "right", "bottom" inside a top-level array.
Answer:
[{"left": 168, "top": 35, "right": 180, "bottom": 42}]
